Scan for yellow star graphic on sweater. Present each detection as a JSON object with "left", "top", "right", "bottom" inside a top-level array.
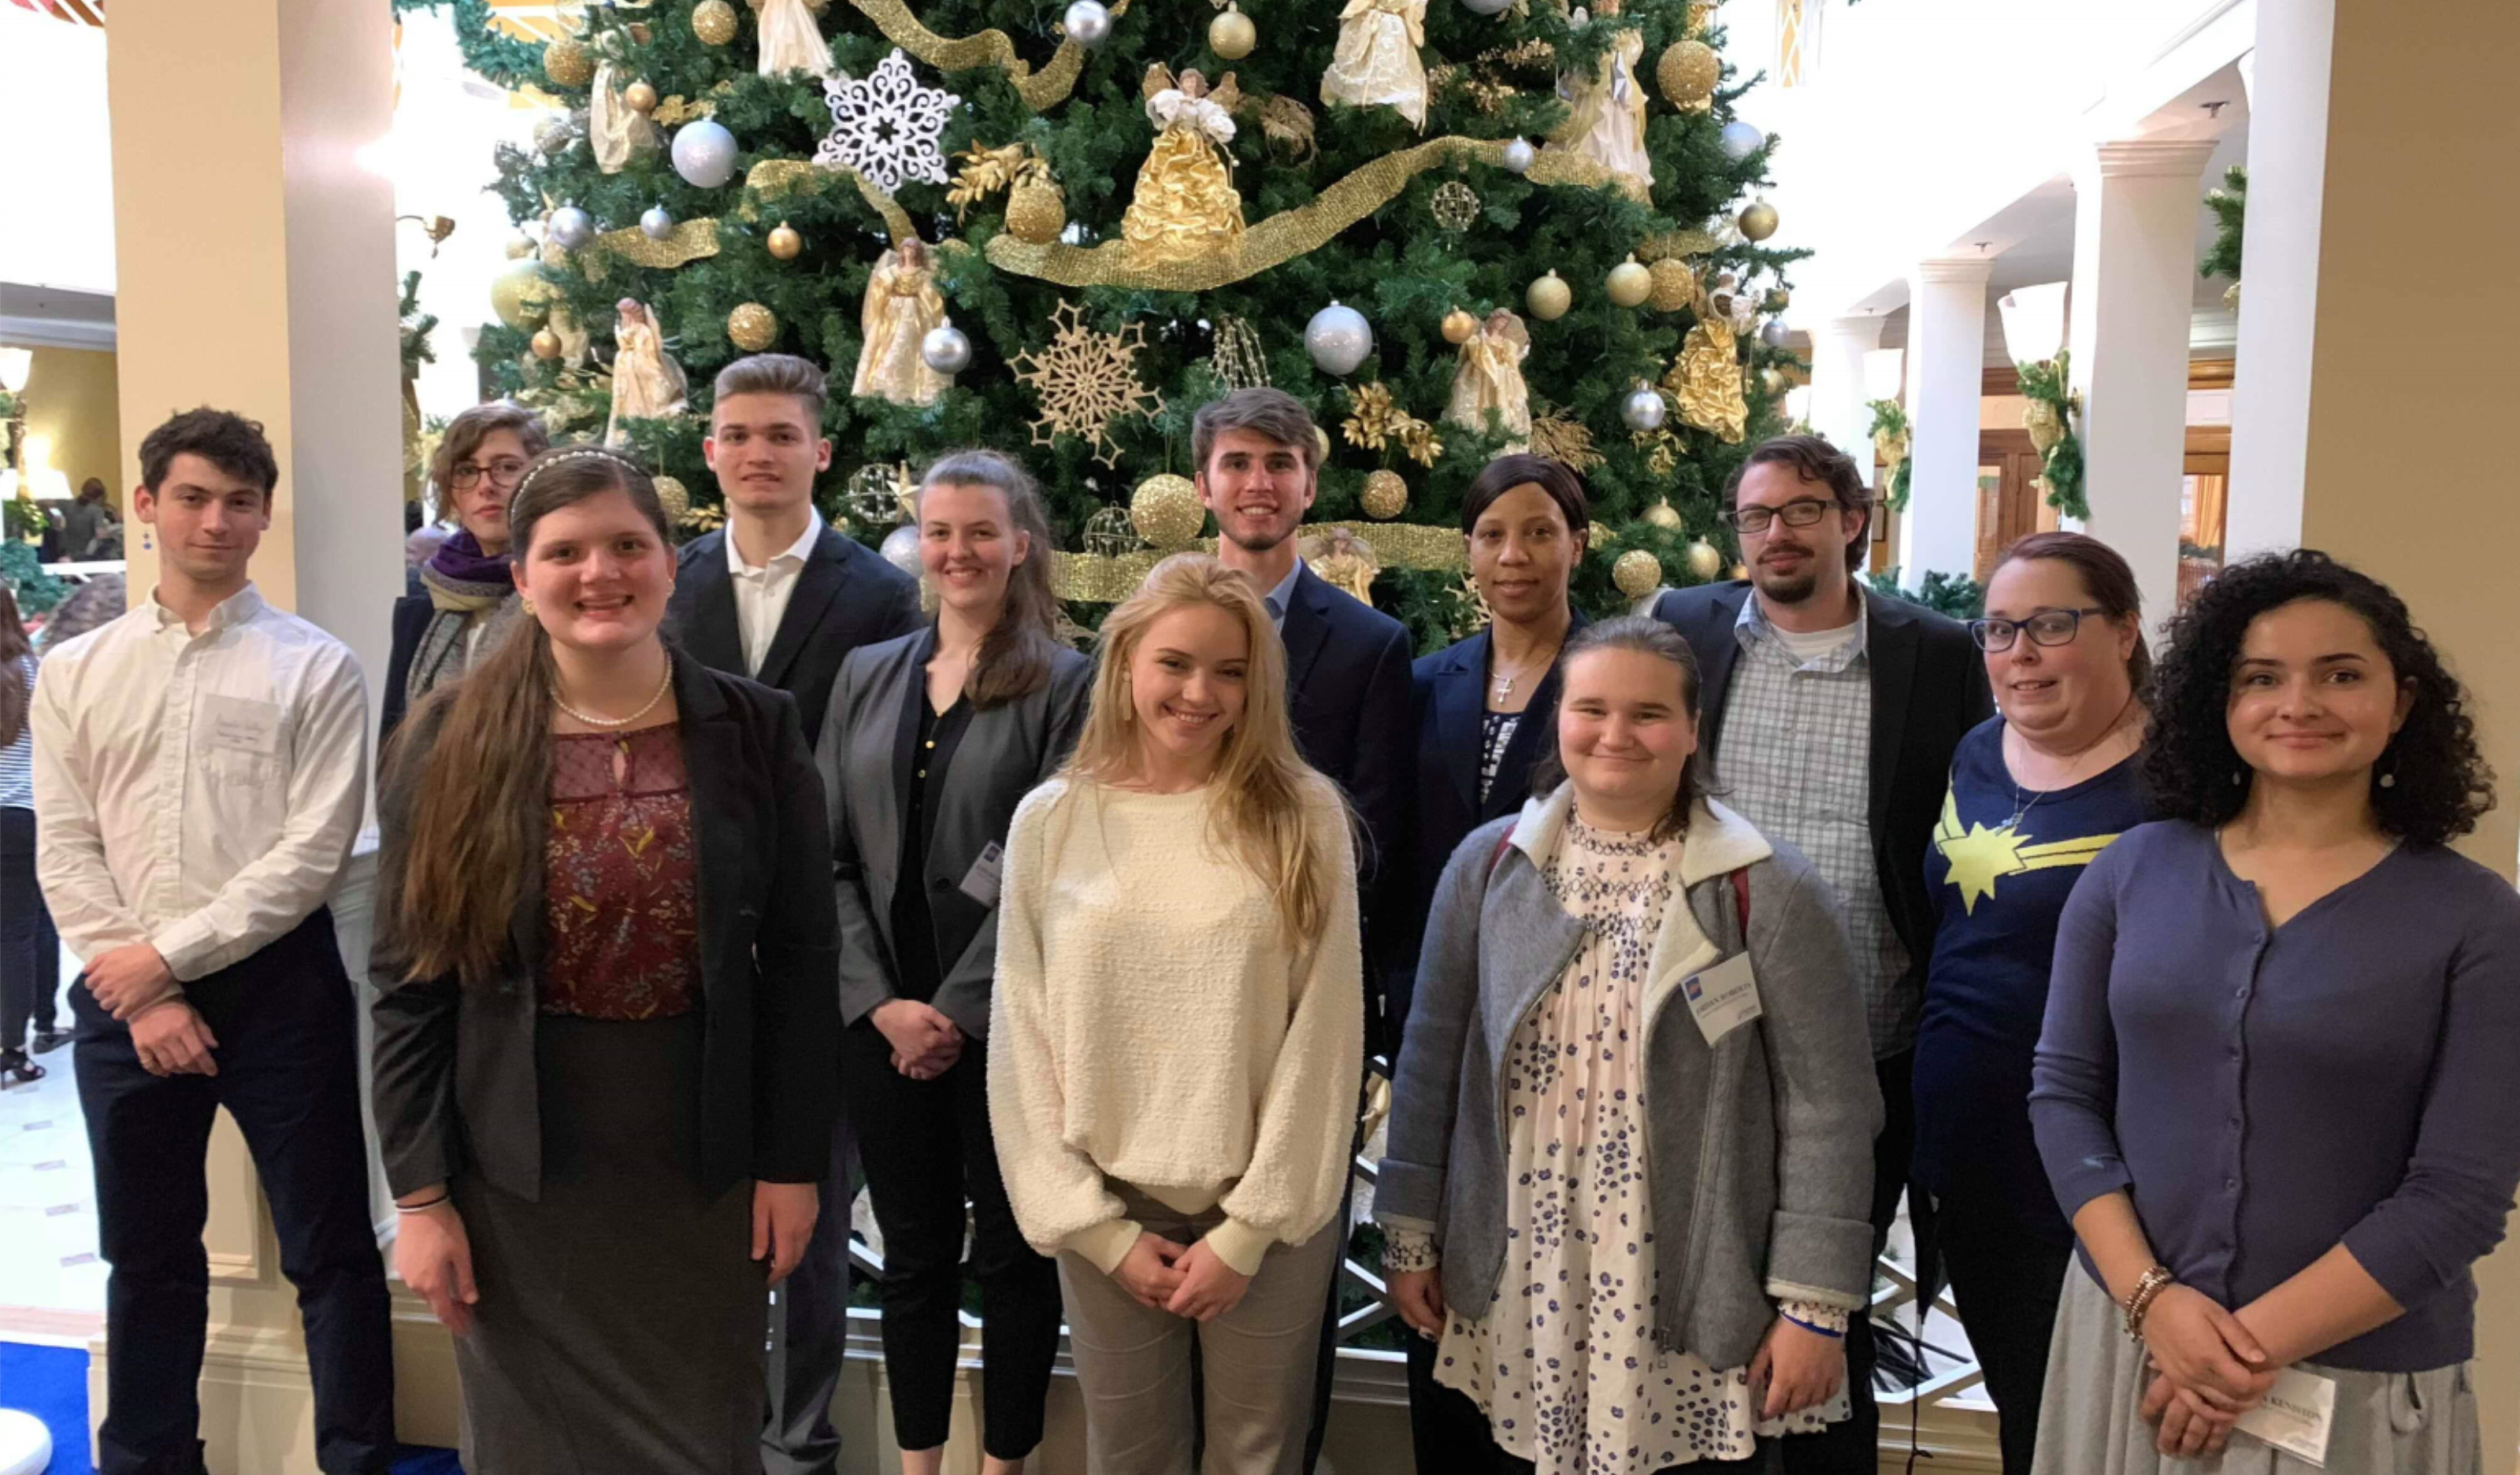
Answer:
[{"left": 1932, "top": 788, "right": 2122, "bottom": 914}]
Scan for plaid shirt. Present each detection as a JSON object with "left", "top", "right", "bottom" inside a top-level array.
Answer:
[{"left": 1712, "top": 590, "right": 1915, "bottom": 1058}]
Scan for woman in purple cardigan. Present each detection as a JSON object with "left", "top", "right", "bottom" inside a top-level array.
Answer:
[{"left": 2028, "top": 550, "right": 2517, "bottom": 1473}]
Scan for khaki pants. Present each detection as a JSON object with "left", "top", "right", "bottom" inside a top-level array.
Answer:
[{"left": 1056, "top": 1184, "right": 1342, "bottom": 1475}]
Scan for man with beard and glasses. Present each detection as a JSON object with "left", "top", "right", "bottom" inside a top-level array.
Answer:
[{"left": 1650, "top": 434, "right": 1990, "bottom": 1474}]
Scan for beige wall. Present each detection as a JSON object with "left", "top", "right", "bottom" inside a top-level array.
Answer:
[{"left": 18, "top": 346, "right": 121, "bottom": 507}]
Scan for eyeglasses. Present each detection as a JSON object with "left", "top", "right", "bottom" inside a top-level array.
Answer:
[
  {"left": 1969, "top": 607, "right": 2108, "bottom": 653},
  {"left": 450, "top": 458, "right": 529, "bottom": 490},
  {"left": 1721, "top": 498, "right": 1838, "bottom": 535}
]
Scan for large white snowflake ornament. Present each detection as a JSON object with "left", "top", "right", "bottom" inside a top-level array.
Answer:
[{"left": 814, "top": 49, "right": 961, "bottom": 195}]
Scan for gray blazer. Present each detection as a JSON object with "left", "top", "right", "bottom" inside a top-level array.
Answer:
[
  {"left": 819, "top": 628, "right": 1092, "bottom": 1039},
  {"left": 1379, "top": 785, "right": 1884, "bottom": 1370}
]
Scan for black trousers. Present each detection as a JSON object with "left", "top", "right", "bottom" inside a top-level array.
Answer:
[
  {"left": 1, "top": 807, "right": 61, "bottom": 1050},
  {"left": 841, "top": 1020, "right": 1061, "bottom": 1460},
  {"left": 1933, "top": 1183, "right": 2072, "bottom": 1475},
  {"left": 1404, "top": 1330, "right": 1505, "bottom": 1472},
  {"left": 763, "top": 1075, "right": 855, "bottom": 1475},
  {"left": 72, "top": 910, "right": 395, "bottom": 1475}
]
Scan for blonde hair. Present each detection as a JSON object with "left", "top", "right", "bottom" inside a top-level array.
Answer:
[{"left": 1061, "top": 553, "right": 1349, "bottom": 939}]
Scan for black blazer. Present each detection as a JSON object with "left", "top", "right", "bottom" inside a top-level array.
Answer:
[
  {"left": 666, "top": 522, "right": 922, "bottom": 750},
  {"left": 378, "top": 591, "right": 436, "bottom": 751},
  {"left": 820, "top": 631, "right": 1093, "bottom": 1040},
  {"left": 1387, "top": 610, "right": 1591, "bottom": 1042},
  {"left": 369, "top": 653, "right": 842, "bottom": 1202},
  {"left": 1649, "top": 580, "right": 1991, "bottom": 999}
]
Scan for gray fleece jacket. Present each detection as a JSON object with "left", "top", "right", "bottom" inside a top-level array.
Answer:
[{"left": 1378, "top": 784, "right": 1884, "bottom": 1370}]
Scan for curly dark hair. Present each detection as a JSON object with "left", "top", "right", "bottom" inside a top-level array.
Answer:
[
  {"left": 139, "top": 407, "right": 279, "bottom": 502},
  {"left": 2143, "top": 549, "right": 2495, "bottom": 846}
]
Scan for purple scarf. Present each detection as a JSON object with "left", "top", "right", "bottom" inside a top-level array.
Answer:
[{"left": 426, "top": 528, "right": 514, "bottom": 594}]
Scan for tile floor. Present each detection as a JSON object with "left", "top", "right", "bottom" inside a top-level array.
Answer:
[{"left": 0, "top": 958, "right": 104, "bottom": 1334}]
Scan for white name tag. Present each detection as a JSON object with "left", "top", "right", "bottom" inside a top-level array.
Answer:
[
  {"left": 200, "top": 694, "right": 282, "bottom": 757},
  {"left": 1681, "top": 950, "right": 1762, "bottom": 1046},
  {"left": 2235, "top": 1368, "right": 2336, "bottom": 1467},
  {"left": 958, "top": 841, "right": 1005, "bottom": 906}
]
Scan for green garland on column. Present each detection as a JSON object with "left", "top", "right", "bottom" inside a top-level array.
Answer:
[
  {"left": 1865, "top": 398, "right": 1911, "bottom": 512},
  {"left": 2015, "top": 351, "right": 2088, "bottom": 520}
]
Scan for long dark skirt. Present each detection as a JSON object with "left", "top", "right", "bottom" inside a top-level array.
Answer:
[{"left": 451, "top": 1012, "right": 765, "bottom": 1474}]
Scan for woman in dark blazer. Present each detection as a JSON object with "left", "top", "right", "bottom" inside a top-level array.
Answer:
[
  {"left": 821, "top": 450, "right": 1087, "bottom": 1475},
  {"left": 371, "top": 447, "right": 838, "bottom": 1475},
  {"left": 380, "top": 401, "right": 548, "bottom": 747},
  {"left": 1390, "top": 452, "right": 1592, "bottom": 1472}
]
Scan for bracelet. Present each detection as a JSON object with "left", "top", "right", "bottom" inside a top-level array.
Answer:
[
  {"left": 1780, "top": 1312, "right": 1845, "bottom": 1340},
  {"left": 2124, "top": 1265, "right": 2176, "bottom": 1340},
  {"left": 395, "top": 1195, "right": 451, "bottom": 1214}
]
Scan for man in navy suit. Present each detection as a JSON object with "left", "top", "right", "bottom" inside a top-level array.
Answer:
[
  {"left": 1193, "top": 387, "right": 1412, "bottom": 1475},
  {"left": 664, "top": 353, "right": 919, "bottom": 1475},
  {"left": 1651, "top": 434, "right": 1991, "bottom": 1474}
]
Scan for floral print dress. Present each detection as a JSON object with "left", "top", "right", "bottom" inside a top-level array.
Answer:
[{"left": 1386, "top": 815, "right": 1848, "bottom": 1472}]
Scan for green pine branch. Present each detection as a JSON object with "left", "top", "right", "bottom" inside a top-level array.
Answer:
[{"left": 2200, "top": 163, "right": 2246, "bottom": 283}]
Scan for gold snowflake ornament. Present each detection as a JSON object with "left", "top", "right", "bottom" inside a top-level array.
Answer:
[{"left": 1011, "top": 300, "right": 1166, "bottom": 468}]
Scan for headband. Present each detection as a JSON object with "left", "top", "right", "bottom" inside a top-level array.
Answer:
[{"left": 507, "top": 446, "right": 643, "bottom": 517}]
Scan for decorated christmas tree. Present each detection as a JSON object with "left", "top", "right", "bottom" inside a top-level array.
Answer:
[{"left": 411, "top": 0, "right": 1806, "bottom": 647}]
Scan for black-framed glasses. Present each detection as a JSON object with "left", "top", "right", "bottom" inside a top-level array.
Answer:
[
  {"left": 1969, "top": 607, "right": 2108, "bottom": 653},
  {"left": 1720, "top": 498, "right": 1837, "bottom": 535},
  {"left": 449, "top": 458, "right": 529, "bottom": 490}
]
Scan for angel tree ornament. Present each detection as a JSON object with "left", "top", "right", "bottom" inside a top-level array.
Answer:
[
  {"left": 588, "top": 60, "right": 659, "bottom": 173},
  {"left": 1444, "top": 309, "right": 1533, "bottom": 450},
  {"left": 853, "top": 238, "right": 955, "bottom": 406},
  {"left": 605, "top": 298, "right": 690, "bottom": 447},
  {"left": 1121, "top": 65, "right": 1246, "bottom": 269},
  {"left": 1320, "top": 0, "right": 1431, "bottom": 131},
  {"left": 815, "top": 49, "right": 960, "bottom": 194},
  {"left": 750, "top": 0, "right": 833, "bottom": 79},
  {"left": 1542, "top": 0, "right": 1653, "bottom": 202}
]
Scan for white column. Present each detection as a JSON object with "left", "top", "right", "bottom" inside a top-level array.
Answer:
[
  {"left": 1898, "top": 255, "right": 1992, "bottom": 591},
  {"left": 2222, "top": 0, "right": 2333, "bottom": 558},
  {"left": 1806, "top": 313, "right": 1886, "bottom": 475},
  {"left": 2065, "top": 138, "right": 2217, "bottom": 636}
]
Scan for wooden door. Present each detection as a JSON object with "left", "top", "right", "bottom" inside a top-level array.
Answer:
[{"left": 1975, "top": 428, "right": 2043, "bottom": 580}]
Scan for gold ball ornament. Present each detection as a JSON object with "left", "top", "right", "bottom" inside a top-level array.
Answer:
[
  {"left": 1686, "top": 538, "right": 1724, "bottom": 582},
  {"left": 490, "top": 260, "right": 555, "bottom": 330},
  {"left": 766, "top": 222, "right": 804, "bottom": 261},
  {"left": 727, "top": 302, "right": 778, "bottom": 353},
  {"left": 1643, "top": 498, "right": 1683, "bottom": 531},
  {"left": 1761, "top": 367, "right": 1791, "bottom": 396},
  {"left": 1648, "top": 258, "right": 1697, "bottom": 313},
  {"left": 1314, "top": 427, "right": 1333, "bottom": 463},
  {"left": 1005, "top": 177, "right": 1067, "bottom": 245},
  {"left": 1361, "top": 469, "right": 1408, "bottom": 521},
  {"left": 542, "top": 36, "right": 594, "bottom": 89},
  {"left": 623, "top": 80, "right": 659, "bottom": 115},
  {"left": 1739, "top": 201, "right": 1780, "bottom": 242},
  {"left": 1130, "top": 473, "right": 1206, "bottom": 550},
  {"left": 505, "top": 235, "right": 536, "bottom": 261},
  {"left": 1208, "top": 2, "right": 1256, "bottom": 61},
  {"left": 1526, "top": 270, "right": 1572, "bottom": 322},
  {"left": 1442, "top": 309, "right": 1479, "bottom": 346},
  {"left": 692, "top": 0, "right": 739, "bottom": 46},
  {"left": 1606, "top": 257, "right": 1653, "bottom": 309},
  {"left": 530, "top": 328, "right": 562, "bottom": 361},
  {"left": 1765, "top": 287, "right": 1791, "bottom": 313},
  {"left": 1730, "top": 562, "right": 1750, "bottom": 582},
  {"left": 652, "top": 476, "right": 691, "bottom": 527},
  {"left": 1657, "top": 39, "right": 1720, "bottom": 109},
  {"left": 1613, "top": 549, "right": 1665, "bottom": 599}
]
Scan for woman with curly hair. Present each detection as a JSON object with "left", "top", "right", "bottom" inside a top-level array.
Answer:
[{"left": 2029, "top": 550, "right": 2517, "bottom": 1473}]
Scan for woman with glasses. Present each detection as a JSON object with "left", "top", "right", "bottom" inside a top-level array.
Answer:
[
  {"left": 1912, "top": 533, "right": 2152, "bottom": 1475},
  {"left": 381, "top": 401, "right": 551, "bottom": 746}
]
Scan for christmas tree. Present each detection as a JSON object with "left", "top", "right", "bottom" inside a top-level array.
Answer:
[{"left": 411, "top": 0, "right": 1806, "bottom": 649}]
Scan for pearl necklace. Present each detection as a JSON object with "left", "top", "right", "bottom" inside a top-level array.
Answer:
[{"left": 554, "top": 653, "right": 674, "bottom": 729}]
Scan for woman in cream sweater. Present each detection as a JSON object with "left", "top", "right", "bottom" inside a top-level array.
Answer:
[{"left": 989, "top": 553, "right": 1364, "bottom": 1475}]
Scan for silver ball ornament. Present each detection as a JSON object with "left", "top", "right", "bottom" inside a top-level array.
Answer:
[
  {"left": 1062, "top": 0, "right": 1112, "bottom": 47},
  {"left": 1759, "top": 318, "right": 1790, "bottom": 349},
  {"left": 1305, "top": 302, "right": 1375, "bottom": 376},
  {"left": 670, "top": 119, "right": 740, "bottom": 189},
  {"left": 920, "top": 321, "right": 972, "bottom": 376},
  {"left": 640, "top": 206, "right": 675, "bottom": 241},
  {"left": 880, "top": 524, "right": 922, "bottom": 576},
  {"left": 1460, "top": 0, "right": 1514, "bottom": 14},
  {"left": 1501, "top": 138, "right": 1536, "bottom": 174},
  {"left": 1720, "top": 120, "right": 1767, "bottom": 162},
  {"left": 1621, "top": 387, "right": 1668, "bottom": 432},
  {"left": 547, "top": 206, "right": 596, "bottom": 252}
]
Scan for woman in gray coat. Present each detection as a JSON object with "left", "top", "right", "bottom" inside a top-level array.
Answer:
[
  {"left": 820, "top": 450, "right": 1089, "bottom": 1475},
  {"left": 1379, "top": 616, "right": 1883, "bottom": 1474}
]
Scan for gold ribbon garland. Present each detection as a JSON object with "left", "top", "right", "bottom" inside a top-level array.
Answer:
[
  {"left": 1051, "top": 521, "right": 1468, "bottom": 602},
  {"left": 844, "top": 0, "right": 1133, "bottom": 113},
  {"left": 580, "top": 217, "right": 722, "bottom": 276},
  {"left": 740, "top": 159, "right": 919, "bottom": 243}
]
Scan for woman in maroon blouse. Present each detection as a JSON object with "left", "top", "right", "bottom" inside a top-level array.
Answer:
[{"left": 371, "top": 447, "right": 840, "bottom": 1474}]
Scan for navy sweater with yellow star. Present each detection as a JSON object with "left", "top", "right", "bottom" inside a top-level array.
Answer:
[{"left": 1913, "top": 715, "right": 2151, "bottom": 1224}]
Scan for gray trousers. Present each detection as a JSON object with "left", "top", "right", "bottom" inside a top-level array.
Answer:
[{"left": 1057, "top": 1185, "right": 1342, "bottom": 1475}]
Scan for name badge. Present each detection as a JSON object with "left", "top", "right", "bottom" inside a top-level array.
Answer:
[
  {"left": 200, "top": 694, "right": 282, "bottom": 757},
  {"left": 1680, "top": 950, "right": 1762, "bottom": 1047},
  {"left": 958, "top": 841, "right": 1006, "bottom": 907},
  {"left": 2235, "top": 1368, "right": 2336, "bottom": 1467}
]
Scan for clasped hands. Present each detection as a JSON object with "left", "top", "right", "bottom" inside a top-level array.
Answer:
[
  {"left": 1112, "top": 1230, "right": 1253, "bottom": 1323},
  {"left": 87, "top": 941, "right": 219, "bottom": 1078},
  {"left": 2136, "top": 1285, "right": 2281, "bottom": 1458},
  {"left": 870, "top": 998, "right": 962, "bottom": 1081}
]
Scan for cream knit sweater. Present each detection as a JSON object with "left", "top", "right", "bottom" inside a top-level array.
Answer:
[{"left": 987, "top": 775, "right": 1364, "bottom": 1277}]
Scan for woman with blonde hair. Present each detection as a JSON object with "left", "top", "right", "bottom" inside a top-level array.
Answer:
[{"left": 989, "top": 552, "right": 1364, "bottom": 1475}]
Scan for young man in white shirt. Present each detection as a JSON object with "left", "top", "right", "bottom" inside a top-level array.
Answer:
[
  {"left": 32, "top": 408, "right": 393, "bottom": 1475},
  {"left": 662, "top": 354, "right": 918, "bottom": 1475}
]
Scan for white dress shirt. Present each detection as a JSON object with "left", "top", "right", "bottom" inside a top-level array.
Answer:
[
  {"left": 726, "top": 509, "right": 824, "bottom": 676},
  {"left": 31, "top": 584, "right": 369, "bottom": 983}
]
